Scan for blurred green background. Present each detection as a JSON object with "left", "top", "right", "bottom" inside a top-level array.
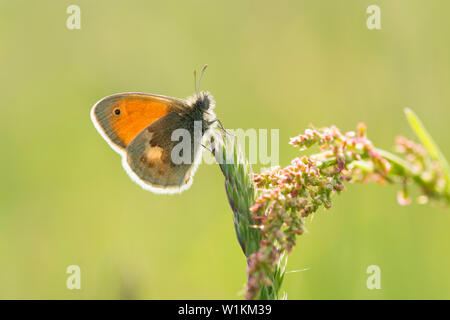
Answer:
[{"left": 1, "top": 0, "right": 450, "bottom": 299}]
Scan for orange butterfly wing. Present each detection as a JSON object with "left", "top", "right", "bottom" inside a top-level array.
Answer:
[{"left": 91, "top": 93, "right": 187, "bottom": 153}]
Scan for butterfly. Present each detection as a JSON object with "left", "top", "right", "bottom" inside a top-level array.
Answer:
[{"left": 90, "top": 65, "right": 218, "bottom": 194}]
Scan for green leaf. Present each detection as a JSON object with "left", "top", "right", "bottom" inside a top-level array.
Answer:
[{"left": 404, "top": 108, "right": 450, "bottom": 191}]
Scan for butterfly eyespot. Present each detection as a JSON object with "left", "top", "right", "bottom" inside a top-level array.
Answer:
[{"left": 113, "top": 108, "right": 121, "bottom": 115}]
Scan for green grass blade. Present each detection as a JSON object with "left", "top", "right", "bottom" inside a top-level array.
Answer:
[{"left": 404, "top": 108, "right": 450, "bottom": 191}]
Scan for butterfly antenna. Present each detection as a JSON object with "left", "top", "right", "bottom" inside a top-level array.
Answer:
[
  {"left": 193, "top": 69, "right": 198, "bottom": 95},
  {"left": 197, "top": 64, "right": 208, "bottom": 94}
]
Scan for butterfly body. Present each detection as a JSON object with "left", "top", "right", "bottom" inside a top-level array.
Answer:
[{"left": 91, "top": 91, "right": 216, "bottom": 194}]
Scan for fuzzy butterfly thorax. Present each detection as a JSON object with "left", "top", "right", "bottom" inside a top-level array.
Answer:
[{"left": 185, "top": 91, "right": 216, "bottom": 133}]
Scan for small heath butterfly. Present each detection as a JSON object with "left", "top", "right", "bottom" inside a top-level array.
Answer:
[{"left": 90, "top": 65, "right": 217, "bottom": 194}]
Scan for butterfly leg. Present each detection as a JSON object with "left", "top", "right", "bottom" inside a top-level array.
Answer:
[{"left": 207, "top": 118, "right": 234, "bottom": 137}]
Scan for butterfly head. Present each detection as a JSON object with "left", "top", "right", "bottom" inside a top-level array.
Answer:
[{"left": 191, "top": 91, "right": 215, "bottom": 111}]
